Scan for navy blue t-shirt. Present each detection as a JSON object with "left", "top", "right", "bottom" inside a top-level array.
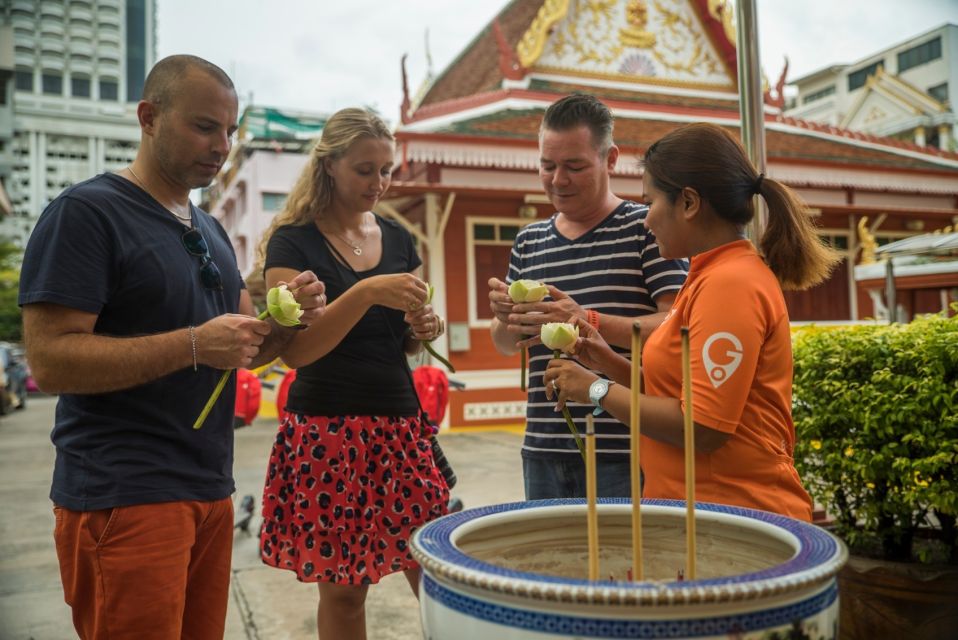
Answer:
[
  {"left": 18, "top": 173, "right": 244, "bottom": 511},
  {"left": 264, "top": 216, "right": 421, "bottom": 417}
]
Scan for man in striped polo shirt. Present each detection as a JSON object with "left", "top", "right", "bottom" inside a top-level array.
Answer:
[{"left": 488, "top": 94, "right": 688, "bottom": 500}]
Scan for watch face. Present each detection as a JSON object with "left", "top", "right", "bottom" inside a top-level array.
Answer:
[{"left": 590, "top": 379, "right": 609, "bottom": 404}]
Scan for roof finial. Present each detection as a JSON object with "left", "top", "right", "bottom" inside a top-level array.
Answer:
[
  {"left": 424, "top": 28, "right": 434, "bottom": 83},
  {"left": 400, "top": 54, "right": 412, "bottom": 125},
  {"left": 493, "top": 19, "right": 525, "bottom": 81}
]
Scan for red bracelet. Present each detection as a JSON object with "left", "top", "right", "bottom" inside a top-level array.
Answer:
[{"left": 586, "top": 309, "right": 600, "bottom": 330}]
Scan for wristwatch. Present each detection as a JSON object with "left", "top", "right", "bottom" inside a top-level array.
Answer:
[{"left": 588, "top": 379, "right": 615, "bottom": 416}]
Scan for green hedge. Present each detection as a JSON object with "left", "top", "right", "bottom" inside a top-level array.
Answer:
[
  {"left": 793, "top": 312, "right": 958, "bottom": 563},
  {"left": 0, "top": 242, "right": 21, "bottom": 342}
]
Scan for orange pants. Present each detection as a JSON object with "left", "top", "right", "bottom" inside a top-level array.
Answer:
[{"left": 53, "top": 498, "right": 233, "bottom": 640}]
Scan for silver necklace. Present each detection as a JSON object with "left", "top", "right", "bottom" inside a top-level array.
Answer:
[
  {"left": 331, "top": 224, "right": 369, "bottom": 256},
  {"left": 126, "top": 165, "right": 192, "bottom": 224}
]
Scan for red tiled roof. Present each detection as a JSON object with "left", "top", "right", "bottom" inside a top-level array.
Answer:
[
  {"left": 417, "top": 0, "right": 543, "bottom": 108},
  {"left": 526, "top": 79, "right": 740, "bottom": 111},
  {"left": 403, "top": 1, "right": 956, "bottom": 172},
  {"left": 412, "top": 108, "right": 958, "bottom": 171},
  {"left": 773, "top": 114, "right": 958, "bottom": 161}
]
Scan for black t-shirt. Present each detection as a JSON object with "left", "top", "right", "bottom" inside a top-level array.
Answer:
[
  {"left": 265, "top": 217, "right": 421, "bottom": 417},
  {"left": 18, "top": 173, "right": 244, "bottom": 511}
]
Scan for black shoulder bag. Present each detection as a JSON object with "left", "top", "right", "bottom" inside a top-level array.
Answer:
[{"left": 320, "top": 238, "right": 457, "bottom": 489}]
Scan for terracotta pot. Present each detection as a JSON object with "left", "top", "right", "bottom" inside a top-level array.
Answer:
[
  {"left": 412, "top": 499, "right": 848, "bottom": 639},
  {"left": 838, "top": 554, "right": 958, "bottom": 640}
]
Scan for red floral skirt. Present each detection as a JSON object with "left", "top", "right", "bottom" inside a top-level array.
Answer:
[{"left": 259, "top": 413, "right": 449, "bottom": 584}]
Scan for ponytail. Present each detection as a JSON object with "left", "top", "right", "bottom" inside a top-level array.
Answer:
[
  {"left": 643, "top": 123, "right": 839, "bottom": 290},
  {"left": 758, "top": 178, "right": 839, "bottom": 290}
]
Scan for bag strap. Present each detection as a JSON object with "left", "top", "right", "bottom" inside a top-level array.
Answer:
[{"left": 321, "top": 236, "right": 435, "bottom": 430}]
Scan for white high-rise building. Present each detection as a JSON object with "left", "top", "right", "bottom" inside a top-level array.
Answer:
[
  {"left": 0, "top": 0, "right": 156, "bottom": 245},
  {"left": 787, "top": 24, "right": 957, "bottom": 152}
]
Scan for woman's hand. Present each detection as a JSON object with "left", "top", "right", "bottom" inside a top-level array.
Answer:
[
  {"left": 363, "top": 273, "right": 429, "bottom": 312},
  {"left": 278, "top": 270, "right": 326, "bottom": 325},
  {"left": 567, "top": 317, "right": 629, "bottom": 376},
  {"left": 404, "top": 304, "right": 444, "bottom": 341},
  {"left": 543, "top": 358, "right": 598, "bottom": 410}
]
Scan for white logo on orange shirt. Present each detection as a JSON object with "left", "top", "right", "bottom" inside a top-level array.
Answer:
[{"left": 702, "top": 332, "right": 743, "bottom": 388}]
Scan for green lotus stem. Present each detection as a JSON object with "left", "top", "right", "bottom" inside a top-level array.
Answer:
[
  {"left": 418, "top": 282, "right": 455, "bottom": 373},
  {"left": 520, "top": 347, "right": 527, "bottom": 392},
  {"left": 423, "top": 340, "right": 455, "bottom": 373},
  {"left": 193, "top": 308, "right": 270, "bottom": 430},
  {"left": 554, "top": 349, "right": 586, "bottom": 461},
  {"left": 193, "top": 368, "right": 234, "bottom": 430}
]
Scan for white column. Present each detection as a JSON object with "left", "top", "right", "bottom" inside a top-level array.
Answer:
[
  {"left": 29, "top": 131, "right": 42, "bottom": 217},
  {"left": 88, "top": 137, "right": 98, "bottom": 176},
  {"left": 915, "top": 125, "right": 926, "bottom": 147},
  {"left": 424, "top": 192, "right": 451, "bottom": 430},
  {"left": 938, "top": 124, "right": 952, "bottom": 152},
  {"left": 95, "top": 137, "right": 106, "bottom": 174}
]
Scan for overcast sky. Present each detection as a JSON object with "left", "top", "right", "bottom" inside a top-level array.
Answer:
[{"left": 157, "top": 1, "right": 956, "bottom": 120}]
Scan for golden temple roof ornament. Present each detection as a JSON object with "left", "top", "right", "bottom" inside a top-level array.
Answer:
[
  {"left": 707, "top": 0, "right": 736, "bottom": 46},
  {"left": 517, "top": 0, "right": 571, "bottom": 69},
  {"left": 619, "top": 0, "right": 656, "bottom": 48}
]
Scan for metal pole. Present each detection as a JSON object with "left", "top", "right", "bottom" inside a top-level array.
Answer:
[
  {"left": 735, "top": 0, "right": 768, "bottom": 243},
  {"left": 884, "top": 259, "right": 897, "bottom": 323}
]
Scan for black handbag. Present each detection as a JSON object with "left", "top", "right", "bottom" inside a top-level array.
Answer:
[{"left": 419, "top": 412, "right": 457, "bottom": 489}]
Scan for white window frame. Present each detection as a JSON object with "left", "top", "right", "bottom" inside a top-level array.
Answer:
[{"left": 465, "top": 215, "right": 531, "bottom": 329}]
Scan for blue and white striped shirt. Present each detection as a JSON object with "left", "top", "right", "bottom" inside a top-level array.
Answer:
[{"left": 507, "top": 201, "right": 689, "bottom": 459}]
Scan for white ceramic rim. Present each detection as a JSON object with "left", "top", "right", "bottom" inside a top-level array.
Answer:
[{"left": 411, "top": 498, "right": 848, "bottom": 606}]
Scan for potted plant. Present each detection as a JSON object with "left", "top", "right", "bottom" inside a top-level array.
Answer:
[{"left": 792, "top": 310, "right": 958, "bottom": 640}]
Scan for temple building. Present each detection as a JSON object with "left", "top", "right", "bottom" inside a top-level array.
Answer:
[{"left": 207, "top": 0, "right": 958, "bottom": 428}]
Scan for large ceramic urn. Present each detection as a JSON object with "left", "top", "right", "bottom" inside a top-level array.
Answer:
[{"left": 411, "top": 499, "right": 848, "bottom": 639}]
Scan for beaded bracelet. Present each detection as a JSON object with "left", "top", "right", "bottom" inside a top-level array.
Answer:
[{"left": 188, "top": 325, "right": 198, "bottom": 371}]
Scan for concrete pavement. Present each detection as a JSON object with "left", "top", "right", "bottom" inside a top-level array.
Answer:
[{"left": 0, "top": 395, "right": 525, "bottom": 639}]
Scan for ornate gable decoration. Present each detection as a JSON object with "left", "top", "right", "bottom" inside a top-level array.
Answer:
[
  {"left": 518, "top": 0, "right": 735, "bottom": 90},
  {"left": 841, "top": 69, "right": 948, "bottom": 132}
]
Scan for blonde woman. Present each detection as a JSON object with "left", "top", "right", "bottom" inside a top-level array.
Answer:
[{"left": 256, "top": 108, "right": 449, "bottom": 639}]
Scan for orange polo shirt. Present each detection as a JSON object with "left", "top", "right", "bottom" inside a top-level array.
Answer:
[{"left": 641, "top": 240, "right": 812, "bottom": 521}]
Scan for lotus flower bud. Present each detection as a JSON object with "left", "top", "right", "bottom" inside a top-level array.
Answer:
[
  {"left": 540, "top": 322, "right": 578, "bottom": 353},
  {"left": 266, "top": 284, "right": 303, "bottom": 327},
  {"left": 508, "top": 279, "right": 548, "bottom": 303}
]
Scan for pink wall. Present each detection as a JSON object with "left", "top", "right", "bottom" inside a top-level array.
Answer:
[{"left": 210, "top": 151, "right": 310, "bottom": 276}]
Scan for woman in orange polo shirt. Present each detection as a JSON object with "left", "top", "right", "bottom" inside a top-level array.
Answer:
[{"left": 543, "top": 123, "right": 838, "bottom": 521}]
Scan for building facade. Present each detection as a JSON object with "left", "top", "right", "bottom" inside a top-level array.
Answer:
[
  {"left": 387, "top": 0, "right": 958, "bottom": 428},
  {"left": 787, "top": 23, "right": 957, "bottom": 151},
  {"left": 202, "top": 1, "right": 958, "bottom": 429},
  {"left": 0, "top": 0, "right": 155, "bottom": 244},
  {"left": 205, "top": 106, "right": 327, "bottom": 282}
]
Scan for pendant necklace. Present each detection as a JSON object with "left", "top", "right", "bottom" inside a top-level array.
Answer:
[
  {"left": 126, "top": 165, "right": 193, "bottom": 225},
  {"left": 332, "top": 223, "right": 368, "bottom": 256}
]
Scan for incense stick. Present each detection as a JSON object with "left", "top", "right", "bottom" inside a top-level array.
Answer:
[
  {"left": 630, "top": 320, "right": 643, "bottom": 581},
  {"left": 585, "top": 414, "right": 599, "bottom": 581},
  {"left": 680, "top": 326, "right": 696, "bottom": 580}
]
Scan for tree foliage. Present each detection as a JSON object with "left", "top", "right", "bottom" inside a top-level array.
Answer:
[{"left": 0, "top": 240, "right": 23, "bottom": 343}]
